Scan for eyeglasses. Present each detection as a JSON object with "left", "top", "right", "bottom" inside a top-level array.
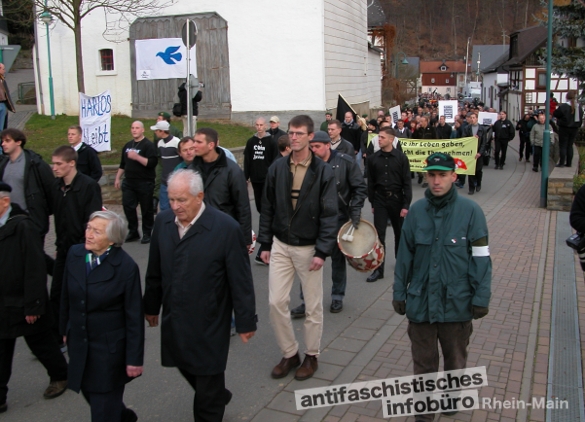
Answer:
[{"left": 287, "top": 131, "right": 308, "bottom": 137}]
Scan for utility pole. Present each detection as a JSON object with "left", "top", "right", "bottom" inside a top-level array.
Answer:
[{"left": 464, "top": 37, "right": 470, "bottom": 95}]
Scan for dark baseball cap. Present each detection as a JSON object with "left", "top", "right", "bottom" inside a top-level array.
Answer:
[
  {"left": 158, "top": 111, "right": 171, "bottom": 119},
  {"left": 0, "top": 181, "right": 12, "bottom": 193},
  {"left": 423, "top": 152, "right": 456, "bottom": 171},
  {"left": 309, "top": 131, "right": 331, "bottom": 143}
]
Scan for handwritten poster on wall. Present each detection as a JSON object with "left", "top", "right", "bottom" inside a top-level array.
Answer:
[{"left": 79, "top": 90, "right": 112, "bottom": 152}]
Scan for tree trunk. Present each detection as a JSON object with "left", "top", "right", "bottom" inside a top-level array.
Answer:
[{"left": 74, "top": 18, "right": 85, "bottom": 93}]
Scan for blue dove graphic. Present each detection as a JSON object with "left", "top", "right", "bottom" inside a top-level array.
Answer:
[{"left": 156, "top": 46, "right": 183, "bottom": 65}]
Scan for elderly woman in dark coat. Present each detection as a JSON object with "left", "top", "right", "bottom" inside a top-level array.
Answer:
[{"left": 60, "top": 210, "right": 144, "bottom": 422}]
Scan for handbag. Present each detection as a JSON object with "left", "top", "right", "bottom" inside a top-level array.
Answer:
[{"left": 566, "top": 232, "right": 585, "bottom": 250}]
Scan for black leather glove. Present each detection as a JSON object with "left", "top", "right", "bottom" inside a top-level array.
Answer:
[
  {"left": 472, "top": 306, "right": 489, "bottom": 319},
  {"left": 392, "top": 300, "right": 406, "bottom": 315},
  {"left": 352, "top": 217, "right": 360, "bottom": 229}
]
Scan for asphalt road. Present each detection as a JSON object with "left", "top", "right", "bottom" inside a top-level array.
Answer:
[{"left": 3, "top": 151, "right": 527, "bottom": 421}]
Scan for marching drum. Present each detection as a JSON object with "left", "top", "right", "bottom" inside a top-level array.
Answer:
[{"left": 337, "top": 219, "right": 384, "bottom": 272}]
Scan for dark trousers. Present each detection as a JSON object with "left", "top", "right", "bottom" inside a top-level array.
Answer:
[
  {"left": 373, "top": 196, "right": 403, "bottom": 274},
  {"left": 0, "top": 330, "right": 68, "bottom": 404},
  {"left": 533, "top": 146, "right": 543, "bottom": 170},
  {"left": 519, "top": 134, "right": 531, "bottom": 160},
  {"left": 122, "top": 179, "right": 154, "bottom": 237},
  {"left": 50, "top": 246, "right": 68, "bottom": 345},
  {"left": 494, "top": 139, "right": 509, "bottom": 167},
  {"left": 300, "top": 218, "right": 347, "bottom": 302},
  {"left": 81, "top": 384, "right": 128, "bottom": 422},
  {"left": 179, "top": 369, "right": 226, "bottom": 422},
  {"left": 468, "top": 157, "right": 483, "bottom": 191},
  {"left": 251, "top": 182, "right": 264, "bottom": 214},
  {"left": 559, "top": 127, "right": 578, "bottom": 167},
  {"left": 407, "top": 320, "right": 473, "bottom": 422}
]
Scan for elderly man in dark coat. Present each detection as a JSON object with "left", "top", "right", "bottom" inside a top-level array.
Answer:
[
  {"left": 144, "top": 169, "right": 257, "bottom": 422},
  {"left": 0, "top": 182, "right": 68, "bottom": 414}
]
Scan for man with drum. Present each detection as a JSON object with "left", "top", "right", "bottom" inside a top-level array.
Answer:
[
  {"left": 392, "top": 152, "right": 491, "bottom": 421},
  {"left": 365, "top": 127, "right": 412, "bottom": 283},
  {"left": 258, "top": 115, "right": 338, "bottom": 381},
  {"left": 290, "top": 131, "right": 366, "bottom": 316}
]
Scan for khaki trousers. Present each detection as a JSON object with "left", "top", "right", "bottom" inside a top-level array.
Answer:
[{"left": 269, "top": 237, "right": 323, "bottom": 358}]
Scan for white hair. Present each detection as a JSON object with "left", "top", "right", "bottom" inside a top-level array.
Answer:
[
  {"left": 167, "top": 169, "right": 204, "bottom": 197},
  {"left": 88, "top": 210, "right": 128, "bottom": 247}
]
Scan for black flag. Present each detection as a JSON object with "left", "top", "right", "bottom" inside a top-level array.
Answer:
[{"left": 336, "top": 94, "right": 357, "bottom": 122}]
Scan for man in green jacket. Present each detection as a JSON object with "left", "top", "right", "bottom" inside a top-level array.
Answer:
[{"left": 393, "top": 152, "right": 492, "bottom": 422}]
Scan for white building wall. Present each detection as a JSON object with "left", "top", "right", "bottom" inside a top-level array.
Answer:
[
  {"left": 323, "top": 0, "right": 371, "bottom": 109},
  {"left": 35, "top": 0, "right": 326, "bottom": 116},
  {"left": 366, "top": 49, "right": 382, "bottom": 107},
  {"left": 481, "top": 73, "right": 498, "bottom": 109}
]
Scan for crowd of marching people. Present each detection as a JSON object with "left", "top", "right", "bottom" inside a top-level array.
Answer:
[{"left": 5, "top": 89, "right": 584, "bottom": 421}]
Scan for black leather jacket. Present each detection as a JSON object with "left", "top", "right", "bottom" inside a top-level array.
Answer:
[
  {"left": 189, "top": 148, "right": 252, "bottom": 244},
  {"left": 327, "top": 150, "right": 367, "bottom": 223},
  {"left": 258, "top": 151, "right": 338, "bottom": 258},
  {"left": 461, "top": 124, "right": 490, "bottom": 155}
]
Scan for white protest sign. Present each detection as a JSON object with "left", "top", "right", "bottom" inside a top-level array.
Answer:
[
  {"left": 389, "top": 106, "right": 401, "bottom": 124},
  {"left": 438, "top": 100, "right": 458, "bottom": 123},
  {"left": 79, "top": 90, "right": 112, "bottom": 152},
  {"left": 478, "top": 112, "right": 498, "bottom": 125}
]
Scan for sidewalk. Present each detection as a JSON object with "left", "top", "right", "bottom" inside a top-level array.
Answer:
[{"left": 253, "top": 157, "right": 584, "bottom": 421}]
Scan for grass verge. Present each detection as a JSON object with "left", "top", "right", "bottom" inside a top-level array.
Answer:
[{"left": 23, "top": 114, "right": 254, "bottom": 165}]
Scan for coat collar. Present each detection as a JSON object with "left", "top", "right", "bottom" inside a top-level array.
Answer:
[
  {"left": 162, "top": 206, "right": 214, "bottom": 245},
  {"left": 70, "top": 245, "right": 124, "bottom": 289}
]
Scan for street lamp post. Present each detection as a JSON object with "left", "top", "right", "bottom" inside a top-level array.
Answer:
[
  {"left": 39, "top": 10, "right": 55, "bottom": 120},
  {"left": 394, "top": 51, "right": 409, "bottom": 78},
  {"left": 541, "top": 0, "right": 553, "bottom": 208}
]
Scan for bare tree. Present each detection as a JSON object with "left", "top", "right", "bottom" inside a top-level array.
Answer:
[{"left": 36, "top": 0, "right": 175, "bottom": 93}]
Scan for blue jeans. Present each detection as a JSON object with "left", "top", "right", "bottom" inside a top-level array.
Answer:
[
  {"left": 159, "top": 183, "right": 170, "bottom": 211},
  {"left": 0, "top": 103, "right": 7, "bottom": 131}
]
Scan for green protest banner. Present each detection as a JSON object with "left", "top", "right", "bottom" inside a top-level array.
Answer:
[{"left": 400, "top": 137, "right": 478, "bottom": 175}]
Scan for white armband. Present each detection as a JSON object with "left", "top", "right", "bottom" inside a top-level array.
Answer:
[{"left": 472, "top": 246, "right": 490, "bottom": 257}]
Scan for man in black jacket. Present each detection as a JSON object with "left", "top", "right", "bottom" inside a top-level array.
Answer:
[
  {"left": 289, "top": 131, "right": 366, "bottom": 314},
  {"left": 435, "top": 115, "right": 452, "bottom": 139},
  {"left": 328, "top": 119, "right": 355, "bottom": 155},
  {"left": 67, "top": 125, "right": 102, "bottom": 182},
  {"left": 492, "top": 111, "right": 515, "bottom": 169},
  {"left": 461, "top": 113, "right": 489, "bottom": 194},
  {"left": 114, "top": 121, "right": 158, "bottom": 244},
  {"left": 50, "top": 146, "right": 102, "bottom": 347},
  {"left": 553, "top": 90, "right": 584, "bottom": 167},
  {"left": 366, "top": 127, "right": 412, "bottom": 283},
  {"left": 413, "top": 117, "right": 436, "bottom": 188},
  {"left": 0, "top": 128, "right": 54, "bottom": 239},
  {"left": 0, "top": 182, "right": 68, "bottom": 413},
  {"left": 267, "top": 116, "right": 287, "bottom": 145},
  {"left": 144, "top": 170, "right": 256, "bottom": 422},
  {"left": 259, "top": 115, "right": 338, "bottom": 381},
  {"left": 189, "top": 127, "right": 252, "bottom": 246},
  {"left": 178, "top": 83, "right": 202, "bottom": 136}
]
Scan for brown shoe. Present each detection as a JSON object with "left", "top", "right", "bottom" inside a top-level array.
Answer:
[
  {"left": 271, "top": 353, "right": 301, "bottom": 379},
  {"left": 294, "top": 354, "right": 318, "bottom": 381},
  {"left": 43, "top": 380, "right": 67, "bottom": 399}
]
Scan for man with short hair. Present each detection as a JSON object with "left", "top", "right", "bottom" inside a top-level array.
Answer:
[
  {"left": 114, "top": 121, "right": 158, "bottom": 244},
  {"left": 492, "top": 111, "right": 515, "bottom": 169},
  {"left": 144, "top": 169, "right": 257, "bottom": 422},
  {"left": 259, "top": 115, "right": 338, "bottom": 381},
  {"left": 395, "top": 119, "right": 411, "bottom": 139},
  {"left": 435, "top": 115, "right": 452, "bottom": 139},
  {"left": 0, "top": 128, "right": 54, "bottom": 239},
  {"left": 267, "top": 116, "right": 287, "bottom": 145},
  {"left": 289, "top": 131, "right": 366, "bottom": 314},
  {"left": 0, "top": 63, "right": 15, "bottom": 130},
  {"left": 393, "top": 152, "right": 491, "bottom": 422},
  {"left": 461, "top": 113, "right": 489, "bottom": 195},
  {"left": 365, "top": 127, "right": 412, "bottom": 283},
  {"left": 277, "top": 135, "right": 291, "bottom": 157},
  {"left": 66, "top": 125, "right": 102, "bottom": 182},
  {"left": 189, "top": 127, "right": 252, "bottom": 247},
  {"left": 0, "top": 182, "right": 68, "bottom": 414},
  {"left": 341, "top": 111, "right": 362, "bottom": 157},
  {"left": 174, "top": 137, "right": 196, "bottom": 170},
  {"left": 319, "top": 111, "right": 333, "bottom": 131},
  {"left": 152, "top": 120, "right": 182, "bottom": 212},
  {"left": 50, "top": 145, "right": 102, "bottom": 347},
  {"left": 413, "top": 117, "right": 436, "bottom": 188},
  {"left": 244, "top": 117, "right": 279, "bottom": 263},
  {"left": 516, "top": 113, "right": 533, "bottom": 163},
  {"left": 327, "top": 119, "right": 355, "bottom": 155}
]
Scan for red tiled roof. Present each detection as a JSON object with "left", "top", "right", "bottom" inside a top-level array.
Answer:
[{"left": 420, "top": 61, "right": 467, "bottom": 73}]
